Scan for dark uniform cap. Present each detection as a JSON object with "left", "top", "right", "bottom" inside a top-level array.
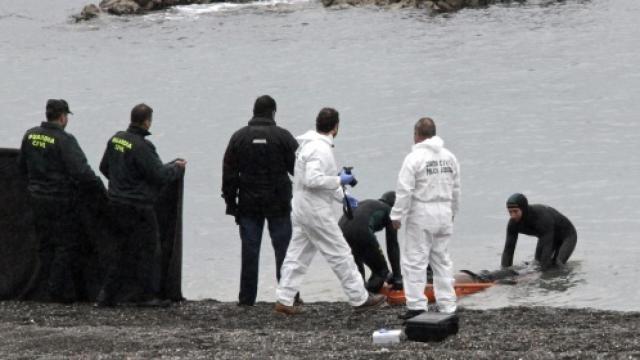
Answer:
[{"left": 46, "top": 99, "right": 73, "bottom": 115}]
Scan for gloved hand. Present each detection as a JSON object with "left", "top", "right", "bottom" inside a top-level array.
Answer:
[
  {"left": 343, "top": 194, "right": 358, "bottom": 209},
  {"left": 339, "top": 169, "right": 355, "bottom": 186}
]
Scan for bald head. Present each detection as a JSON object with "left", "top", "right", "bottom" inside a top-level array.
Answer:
[{"left": 414, "top": 117, "right": 436, "bottom": 142}]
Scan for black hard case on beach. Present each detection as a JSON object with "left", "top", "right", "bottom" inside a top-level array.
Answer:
[{"left": 404, "top": 312, "right": 459, "bottom": 342}]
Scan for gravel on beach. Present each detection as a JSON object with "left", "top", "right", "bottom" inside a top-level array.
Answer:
[{"left": 0, "top": 300, "right": 638, "bottom": 359}]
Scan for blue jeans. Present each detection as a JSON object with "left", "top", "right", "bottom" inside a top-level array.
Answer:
[{"left": 238, "top": 215, "right": 292, "bottom": 305}]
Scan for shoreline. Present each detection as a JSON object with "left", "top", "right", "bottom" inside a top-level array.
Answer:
[{"left": 1, "top": 300, "right": 638, "bottom": 359}]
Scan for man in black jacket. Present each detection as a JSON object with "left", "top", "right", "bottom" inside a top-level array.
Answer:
[
  {"left": 502, "top": 193, "right": 577, "bottom": 270},
  {"left": 222, "top": 95, "right": 299, "bottom": 306},
  {"left": 18, "top": 99, "right": 104, "bottom": 302},
  {"left": 339, "top": 191, "right": 403, "bottom": 293},
  {"left": 97, "top": 103, "right": 186, "bottom": 307}
]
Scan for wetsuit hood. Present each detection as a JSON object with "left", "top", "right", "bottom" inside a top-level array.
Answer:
[
  {"left": 379, "top": 191, "right": 396, "bottom": 207},
  {"left": 507, "top": 193, "right": 529, "bottom": 219}
]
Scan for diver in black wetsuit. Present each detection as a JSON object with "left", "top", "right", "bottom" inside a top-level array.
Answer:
[
  {"left": 502, "top": 193, "right": 577, "bottom": 270},
  {"left": 339, "top": 191, "right": 402, "bottom": 293}
]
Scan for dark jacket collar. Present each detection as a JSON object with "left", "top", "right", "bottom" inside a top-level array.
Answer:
[
  {"left": 248, "top": 116, "right": 276, "bottom": 126},
  {"left": 40, "top": 121, "right": 64, "bottom": 131},
  {"left": 127, "top": 124, "right": 152, "bottom": 137}
]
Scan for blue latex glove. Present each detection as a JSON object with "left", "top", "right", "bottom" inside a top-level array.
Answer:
[
  {"left": 344, "top": 194, "right": 358, "bottom": 209},
  {"left": 339, "top": 170, "right": 355, "bottom": 186}
]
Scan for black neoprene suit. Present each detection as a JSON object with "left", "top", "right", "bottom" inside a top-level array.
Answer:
[
  {"left": 502, "top": 204, "right": 577, "bottom": 270},
  {"left": 339, "top": 199, "right": 402, "bottom": 291}
]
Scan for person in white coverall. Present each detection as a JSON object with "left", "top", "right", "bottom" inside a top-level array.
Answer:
[
  {"left": 390, "top": 117, "right": 460, "bottom": 320},
  {"left": 274, "top": 108, "right": 386, "bottom": 315}
]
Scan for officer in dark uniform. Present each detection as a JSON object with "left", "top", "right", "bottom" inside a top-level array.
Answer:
[
  {"left": 502, "top": 193, "right": 578, "bottom": 270},
  {"left": 97, "top": 103, "right": 186, "bottom": 307},
  {"left": 18, "top": 99, "right": 104, "bottom": 303},
  {"left": 339, "top": 191, "right": 403, "bottom": 293},
  {"left": 222, "top": 95, "right": 299, "bottom": 306}
]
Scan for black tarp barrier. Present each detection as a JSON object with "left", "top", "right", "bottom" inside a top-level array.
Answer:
[{"left": 0, "top": 148, "right": 184, "bottom": 302}]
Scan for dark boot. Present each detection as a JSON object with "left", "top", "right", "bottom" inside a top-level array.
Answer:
[{"left": 365, "top": 274, "right": 387, "bottom": 293}]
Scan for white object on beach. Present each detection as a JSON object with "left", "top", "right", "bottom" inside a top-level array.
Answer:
[{"left": 372, "top": 328, "right": 402, "bottom": 345}]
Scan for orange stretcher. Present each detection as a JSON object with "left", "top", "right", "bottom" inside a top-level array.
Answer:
[{"left": 380, "top": 282, "right": 495, "bottom": 305}]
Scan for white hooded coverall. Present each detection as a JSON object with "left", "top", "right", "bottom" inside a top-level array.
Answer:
[
  {"left": 275, "top": 130, "right": 369, "bottom": 307},
  {"left": 390, "top": 136, "right": 460, "bottom": 313}
]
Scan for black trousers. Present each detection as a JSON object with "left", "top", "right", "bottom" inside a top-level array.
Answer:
[
  {"left": 99, "top": 201, "right": 161, "bottom": 302},
  {"left": 237, "top": 215, "right": 292, "bottom": 305},
  {"left": 30, "top": 196, "right": 84, "bottom": 301},
  {"left": 348, "top": 233, "right": 390, "bottom": 293}
]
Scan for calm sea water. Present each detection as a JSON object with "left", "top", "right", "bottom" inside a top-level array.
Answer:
[{"left": 1, "top": 0, "right": 639, "bottom": 311}]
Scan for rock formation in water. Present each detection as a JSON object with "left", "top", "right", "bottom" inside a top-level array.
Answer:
[
  {"left": 74, "top": 0, "right": 213, "bottom": 21},
  {"left": 73, "top": 0, "right": 524, "bottom": 21},
  {"left": 322, "top": 0, "right": 520, "bottom": 11},
  {"left": 100, "top": 0, "right": 214, "bottom": 15},
  {"left": 73, "top": 4, "right": 101, "bottom": 22}
]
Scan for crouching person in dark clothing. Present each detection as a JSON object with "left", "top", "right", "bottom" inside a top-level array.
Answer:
[
  {"left": 222, "top": 95, "right": 299, "bottom": 306},
  {"left": 96, "top": 103, "right": 186, "bottom": 307},
  {"left": 339, "top": 191, "right": 403, "bottom": 293},
  {"left": 19, "top": 99, "right": 105, "bottom": 303},
  {"left": 502, "top": 193, "right": 577, "bottom": 271}
]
